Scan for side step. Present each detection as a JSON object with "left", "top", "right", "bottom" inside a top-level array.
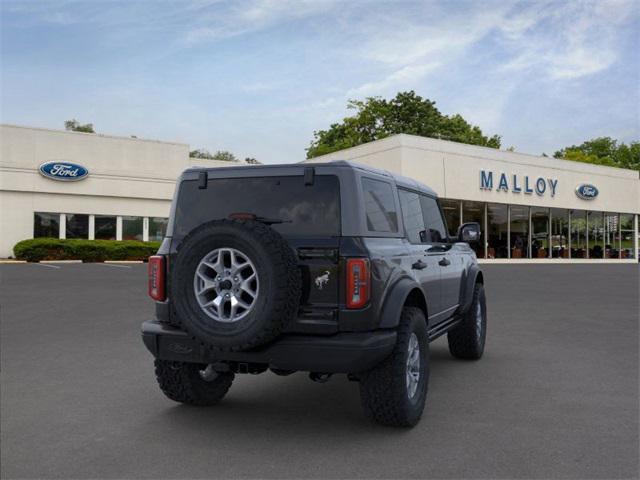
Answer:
[{"left": 427, "top": 316, "right": 462, "bottom": 342}]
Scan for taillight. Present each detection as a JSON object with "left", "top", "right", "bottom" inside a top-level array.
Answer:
[
  {"left": 346, "top": 258, "right": 370, "bottom": 309},
  {"left": 148, "top": 255, "right": 166, "bottom": 301}
]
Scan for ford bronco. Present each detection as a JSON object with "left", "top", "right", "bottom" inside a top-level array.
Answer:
[{"left": 142, "top": 161, "right": 487, "bottom": 427}]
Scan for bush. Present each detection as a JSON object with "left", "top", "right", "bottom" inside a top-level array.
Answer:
[{"left": 13, "top": 238, "right": 161, "bottom": 262}]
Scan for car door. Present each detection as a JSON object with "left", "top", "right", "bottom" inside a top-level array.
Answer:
[
  {"left": 420, "top": 195, "right": 464, "bottom": 315},
  {"left": 398, "top": 188, "right": 441, "bottom": 320}
]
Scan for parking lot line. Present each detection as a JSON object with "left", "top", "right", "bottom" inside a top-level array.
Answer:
[
  {"left": 34, "top": 263, "right": 61, "bottom": 269},
  {"left": 96, "top": 263, "right": 132, "bottom": 269}
]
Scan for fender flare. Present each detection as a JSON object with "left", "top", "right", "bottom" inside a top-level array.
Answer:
[
  {"left": 378, "top": 277, "right": 427, "bottom": 329},
  {"left": 458, "top": 264, "right": 484, "bottom": 315}
]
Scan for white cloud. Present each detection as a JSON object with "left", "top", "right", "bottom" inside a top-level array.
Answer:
[{"left": 347, "top": 63, "right": 440, "bottom": 97}]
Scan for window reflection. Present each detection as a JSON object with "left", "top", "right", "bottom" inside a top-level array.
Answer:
[
  {"left": 487, "top": 203, "right": 508, "bottom": 259},
  {"left": 620, "top": 214, "right": 635, "bottom": 259},
  {"left": 571, "top": 210, "right": 587, "bottom": 258},
  {"left": 588, "top": 212, "right": 604, "bottom": 258},
  {"left": 34, "top": 212, "right": 59, "bottom": 238},
  {"left": 462, "top": 201, "right": 485, "bottom": 258},
  {"left": 531, "top": 207, "right": 550, "bottom": 259},
  {"left": 66, "top": 214, "right": 89, "bottom": 239},
  {"left": 551, "top": 209, "right": 569, "bottom": 258},
  {"left": 122, "top": 216, "right": 143, "bottom": 241},
  {"left": 440, "top": 199, "right": 460, "bottom": 238},
  {"left": 95, "top": 215, "right": 117, "bottom": 240},
  {"left": 510, "top": 206, "right": 529, "bottom": 259},
  {"left": 603, "top": 213, "right": 619, "bottom": 259}
]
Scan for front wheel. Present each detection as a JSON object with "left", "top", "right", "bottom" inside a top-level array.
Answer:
[
  {"left": 358, "top": 307, "right": 429, "bottom": 427},
  {"left": 447, "top": 282, "right": 487, "bottom": 360},
  {"left": 154, "top": 360, "right": 235, "bottom": 406}
]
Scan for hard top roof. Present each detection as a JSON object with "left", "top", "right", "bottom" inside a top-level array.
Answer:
[{"left": 185, "top": 159, "right": 437, "bottom": 197}]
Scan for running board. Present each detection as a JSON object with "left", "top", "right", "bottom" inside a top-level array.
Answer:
[{"left": 427, "top": 316, "right": 462, "bottom": 342}]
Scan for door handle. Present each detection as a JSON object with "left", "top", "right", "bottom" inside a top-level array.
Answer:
[
  {"left": 412, "top": 260, "right": 427, "bottom": 270},
  {"left": 438, "top": 257, "right": 451, "bottom": 267}
]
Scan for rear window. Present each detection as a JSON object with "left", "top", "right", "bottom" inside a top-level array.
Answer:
[{"left": 173, "top": 175, "right": 340, "bottom": 238}]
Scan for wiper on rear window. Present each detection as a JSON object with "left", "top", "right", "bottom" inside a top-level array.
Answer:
[{"left": 228, "top": 212, "right": 291, "bottom": 225}]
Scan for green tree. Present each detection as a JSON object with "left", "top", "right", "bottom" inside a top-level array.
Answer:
[
  {"left": 306, "top": 91, "right": 501, "bottom": 158},
  {"left": 64, "top": 119, "right": 94, "bottom": 133},
  {"left": 554, "top": 137, "right": 640, "bottom": 171},
  {"left": 190, "top": 149, "right": 238, "bottom": 162}
]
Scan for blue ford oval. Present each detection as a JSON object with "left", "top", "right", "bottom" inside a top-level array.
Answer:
[
  {"left": 39, "top": 161, "right": 89, "bottom": 182},
  {"left": 575, "top": 183, "right": 598, "bottom": 200}
]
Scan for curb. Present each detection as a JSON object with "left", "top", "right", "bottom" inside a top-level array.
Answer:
[
  {"left": 40, "top": 260, "right": 83, "bottom": 264},
  {"left": 104, "top": 260, "right": 144, "bottom": 264},
  {"left": 0, "top": 259, "right": 27, "bottom": 264}
]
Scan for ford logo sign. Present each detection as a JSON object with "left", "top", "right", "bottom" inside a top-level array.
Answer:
[
  {"left": 39, "top": 161, "right": 89, "bottom": 182},
  {"left": 575, "top": 184, "right": 598, "bottom": 200}
]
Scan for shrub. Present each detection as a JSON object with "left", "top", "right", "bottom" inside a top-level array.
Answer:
[{"left": 13, "top": 238, "right": 161, "bottom": 262}]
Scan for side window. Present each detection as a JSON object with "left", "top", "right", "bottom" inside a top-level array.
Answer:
[
  {"left": 398, "top": 189, "right": 426, "bottom": 244},
  {"left": 361, "top": 178, "right": 398, "bottom": 233},
  {"left": 420, "top": 196, "right": 448, "bottom": 243}
]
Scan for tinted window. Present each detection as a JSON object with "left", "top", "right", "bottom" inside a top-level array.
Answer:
[
  {"left": 399, "top": 189, "right": 426, "bottom": 244},
  {"left": 174, "top": 175, "right": 340, "bottom": 238},
  {"left": 34, "top": 212, "right": 59, "bottom": 238},
  {"left": 361, "top": 178, "right": 398, "bottom": 233},
  {"left": 149, "top": 217, "right": 168, "bottom": 242},
  {"left": 420, "top": 196, "right": 447, "bottom": 243},
  {"left": 122, "top": 216, "right": 143, "bottom": 241},
  {"left": 95, "top": 215, "right": 117, "bottom": 240},
  {"left": 66, "top": 214, "right": 89, "bottom": 239}
]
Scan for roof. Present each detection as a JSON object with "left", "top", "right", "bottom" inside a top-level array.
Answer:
[{"left": 185, "top": 159, "right": 439, "bottom": 196}]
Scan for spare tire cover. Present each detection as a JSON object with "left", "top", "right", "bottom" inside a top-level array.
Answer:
[{"left": 170, "top": 219, "right": 301, "bottom": 351}]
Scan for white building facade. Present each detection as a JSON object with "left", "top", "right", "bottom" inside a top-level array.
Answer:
[
  {"left": 1, "top": 126, "right": 638, "bottom": 262},
  {"left": 306, "top": 134, "right": 639, "bottom": 263},
  {"left": 0, "top": 124, "right": 237, "bottom": 258}
]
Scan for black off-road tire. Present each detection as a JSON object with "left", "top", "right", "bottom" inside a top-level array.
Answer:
[
  {"left": 359, "top": 307, "right": 429, "bottom": 427},
  {"left": 154, "top": 360, "right": 234, "bottom": 406},
  {"left": 170, "top": 219, "right": 301, "bottom": 352},
  {"left": 447, "top": 282, "right": 487, "bottom": 360}
]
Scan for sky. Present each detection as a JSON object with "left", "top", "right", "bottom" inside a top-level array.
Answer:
[{"left": 1, "top": 0, "right": 639, "bottom": 164}]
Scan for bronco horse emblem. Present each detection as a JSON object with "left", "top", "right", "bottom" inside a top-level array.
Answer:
[{"left": 314, "top": 271, "right": 330, "bottom": 290}]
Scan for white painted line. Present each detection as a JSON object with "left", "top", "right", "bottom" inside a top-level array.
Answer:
[
  {"left": 35, "top": 263, "right": 61, "bottom": 269},
  {"left": 96, "top": 263, "right": 132, "bottom": 269},
  {"left": 104, "top": 260, "right": 144, "bottom": 264},
  {"left": 40, "top": 260, "right": 82, "bottom": 264}
]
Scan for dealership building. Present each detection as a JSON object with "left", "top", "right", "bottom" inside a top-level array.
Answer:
[{"left": 1, "top": 124, "right": 638, "bottom": 262}]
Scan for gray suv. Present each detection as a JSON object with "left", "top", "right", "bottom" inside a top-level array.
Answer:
[{"left": 142, "top": 161, "right": 487, "bottom": 427}]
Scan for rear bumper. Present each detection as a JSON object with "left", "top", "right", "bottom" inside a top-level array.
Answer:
[{"left": 141, "top": 321, "right": 397, "bottom": 373}]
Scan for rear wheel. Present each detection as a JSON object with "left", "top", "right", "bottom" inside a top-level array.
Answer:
[
  {"left": 154, "top": 360, "right": 234, "bottom": 406},
  {"left": 358, "top": 307, "right": 429, "bottom": 427},
  {"left": 447, "top": 282, "right": 487, "bottom": 360}
]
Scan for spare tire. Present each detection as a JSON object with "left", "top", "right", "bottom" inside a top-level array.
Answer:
[{"left": 170, "top": 219, "right": 301, "bottom": 351}]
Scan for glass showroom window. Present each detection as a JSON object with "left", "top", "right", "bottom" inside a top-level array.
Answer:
[
  {"left": 122, "top": 216, "right": 143, "bottom": 241},
  {"left": 588, "top": 211, "right": 604, "bottom": 258},
  {"left": 509, "top": 205, "right": 529, "bottom": 259},
  {"left": 531, "top": 207, "right": 550, "bottom": 259},
  {"left": 550, "top": 209, "right": 569, "bottom": 258},
  {"left": 487, "top": 203, "right": 508, "bottom": 259},
  {"left": 149, "top": 217, "right": 169, "bottom": 242},
  {"left": 65, "top": 214, "right": 89, "bottom": 239},
  {"left": 34, "top": 212, "right": 60, "bottom": 238},
  {"left": 603, "top": 213, "right": 620, "bottom": 259},
  {"left": 440, "top": 199, "right": 461, "bottom": 238},
  {"left": 571, "top": 210, "right": 587, "bottom": 258},
  {"left": 462, "top": 201, "right": 485, "bottom": 258},
  {"left": 95, "top": 215, "right": 117, "bottom": 240},
  {"left": 620, "top": 214, "right": 636, "bottom": 259}
]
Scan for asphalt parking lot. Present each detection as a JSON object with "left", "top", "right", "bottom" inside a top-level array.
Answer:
[{"left": 1, "top": 263, "right": 638, "bottom": 479}]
